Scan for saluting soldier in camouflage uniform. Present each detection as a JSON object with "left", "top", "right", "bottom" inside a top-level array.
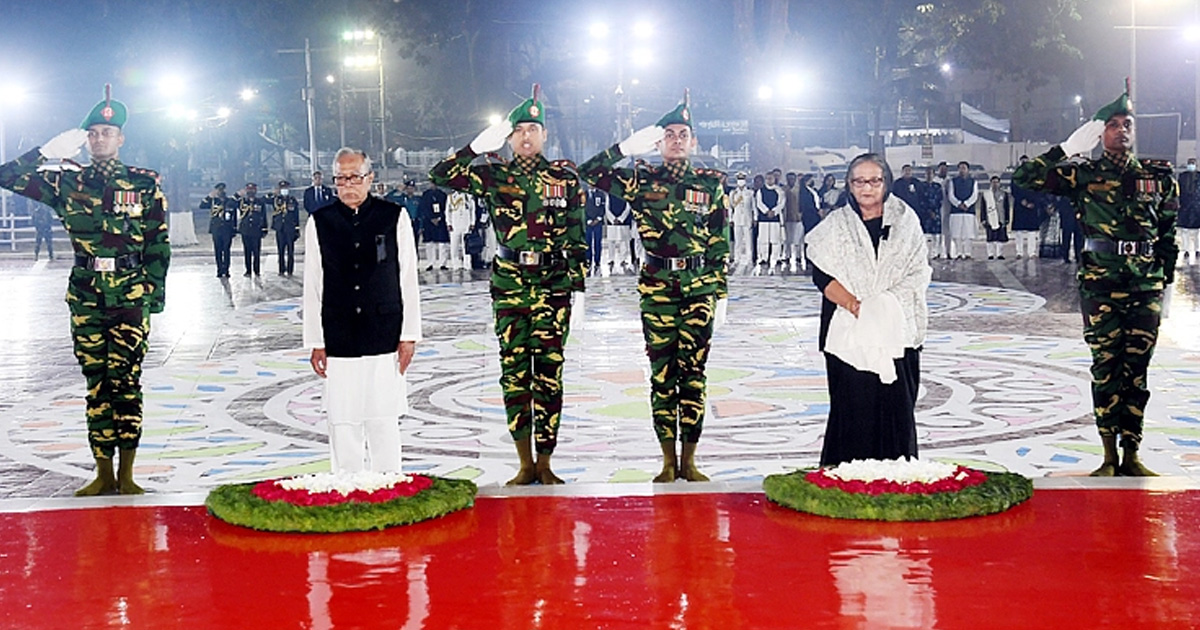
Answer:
[
  {"left": 0, "top": 86, "right": 169, "bottom": 495},
  {"left": 1014, "top": 88, "right": 1177, "bottom": 477},
  {"left": 429, "top": 85, "right": 587, "bottom": 485},
  {"left": 580, "top": 91, "right": 730, "bottom": 482}
]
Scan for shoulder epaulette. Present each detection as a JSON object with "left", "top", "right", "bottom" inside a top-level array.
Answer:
[
  {"left": 126, "top": 166, "right": 161, "bottom": 187},
  {"left": 1142, "top": 159, "right": 1174, "bottom": 176},
  {"left": 695, "top": 167, "right": 726, "bottom": 180},
  {"left": 550, "top": 158, "right": 578, "bottom": 172},
  {"left": 483, "top": 152, "right": 509, "bottom": 166}
]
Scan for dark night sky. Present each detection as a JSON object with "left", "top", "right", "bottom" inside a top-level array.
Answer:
[{"left": 2, "top": 0, "right": 1199, "bottom": 154}]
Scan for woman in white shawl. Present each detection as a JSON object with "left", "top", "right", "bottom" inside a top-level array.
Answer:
[{"left": 804, "top": 153, "right": 932, "bottom": 467}]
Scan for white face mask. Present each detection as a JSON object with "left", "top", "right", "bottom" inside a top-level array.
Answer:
[
  {"left": 1189, "top": 164, "right": 1196, "bottom": 172},
  {"left": 280, "top": 189, "right": 290, "bottom": 196},
  {"left": 736, "top": 179, "right": 746, "bottom": 188}
]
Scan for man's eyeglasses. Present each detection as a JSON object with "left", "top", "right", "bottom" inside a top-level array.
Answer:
[
  {"left": 332, "top": 173, "right": 370, "bottom": 186},
  {"left": 849, "top": 177, "right": 885, "bottom": 189}
]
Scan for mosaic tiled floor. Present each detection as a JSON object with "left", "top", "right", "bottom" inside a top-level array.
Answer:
[{"left": 6, "top": 270, "right": 1200, "bottom": 495}]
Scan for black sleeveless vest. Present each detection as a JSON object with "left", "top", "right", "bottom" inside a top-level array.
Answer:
[{"left": 312, "top": 197, "right": 405, "bottom": 358}]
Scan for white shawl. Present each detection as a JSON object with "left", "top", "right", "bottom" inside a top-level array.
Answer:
[{"left": 804, "top": 195, "right": 932, "bottom": 380}]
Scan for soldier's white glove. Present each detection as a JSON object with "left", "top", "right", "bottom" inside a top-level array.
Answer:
[
  {"left": 469, "top": 120, "right": 513, "bottom": 154},
  {"left": 1060, "top": 120, "right": 1104, "bottom": 157},
  {"left": 39, "top": 129, "right": 89, "bottom": 160},
  {"left": 618, "top": 125, "right": 665, "bottom": 157},
  {"left": 713, "top": 298, "right": 728, "bottom": 331},
  {"left": 570, "top": 292, "right": 586, "bottom": 332}
]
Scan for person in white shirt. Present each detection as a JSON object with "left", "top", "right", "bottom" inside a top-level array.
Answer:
[
  {"left": 728, "top": 172, "right": 755, "bottom": 267},
  {"left": 303, "top": 148, "right": 422, "bottom": 474},
  {"left": 447, "top": 190, "right": 474, "bottom": 269},
  {"left": 755, "top": 169, "right": 785, "bottom": 273}
]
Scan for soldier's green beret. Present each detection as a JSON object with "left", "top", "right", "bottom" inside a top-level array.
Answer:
[
  {"left": 80, "top": 84, "right": 128, "bottom": 130},
  {"left": 507, "top": 83, "right": 545, "bottom": 127},
  {"left": 656, "top": 89, "right": 693, "bottom": 128},
  {"left": 1093, "top": 91, "right": 1134, "bottom": 122}
]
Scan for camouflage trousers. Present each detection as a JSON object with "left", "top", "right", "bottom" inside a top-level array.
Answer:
[
  {"left": 640, "top": 292, "right": 715, "bottom": 443},
  {"left": 494, "top": 291, "right": 572, "bottom": 455},
  {"left": 1080, "top": 287, "right": 1162, "bottom": 446},
  {"left": 69, "top": 302, "right": 150, "bottom": 459}
]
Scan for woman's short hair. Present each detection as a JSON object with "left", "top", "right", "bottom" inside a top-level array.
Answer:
[{"left": 845, "top": 153, "right": 894, "bottom": 194}]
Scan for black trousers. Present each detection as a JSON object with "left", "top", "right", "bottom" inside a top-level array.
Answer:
[
  {"left": 213, "top": 231, "right": 233, "bottom": 276},
  {"left": 276, "top": 231, "right": 295, "bottom": 274},
  {"left": 242, "top": 235, "right": 262, "bottom": 275}
]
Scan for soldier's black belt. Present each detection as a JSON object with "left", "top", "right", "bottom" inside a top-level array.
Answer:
[
  {"left": 1083, "top": 238, "right": 1155, "bottom": 257},
  {"left": 643, "top": 253, "right": 706, "bottom": 271},
  {"left": 75, "top": 252, "right": 143, "bottom": 272},
  {"left": 496, "top": 244, "right": 564, "bottom": 267}
]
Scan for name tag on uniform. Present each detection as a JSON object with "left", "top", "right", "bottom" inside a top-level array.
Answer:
[
  {"left": 543, "top": 183, "right": 566, "bottom": 208},
  {"left": 498, "top": 185, "right": 522, "bottom": 195},
  {"left": 644, "top": 192, "right": 667, "bottom": 201},
  {"left": 114, "top": 190, "right": 143, "bottom": 217}
]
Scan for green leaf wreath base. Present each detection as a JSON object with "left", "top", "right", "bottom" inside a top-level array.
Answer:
[
  {"left": 205, "top": 477, "right": 478, "bottom": 533},
  {"left": 763, "top": 469, "right": 1033, "bottom": 522}
]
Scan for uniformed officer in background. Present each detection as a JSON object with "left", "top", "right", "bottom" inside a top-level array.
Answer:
[
  {"left": 236, "top": 182, "right": 268, "bottom": 277},
  {"left": 203, "top": 182, "right": 235, "bottom": 277},
  {"left": 269, "top": 179, "right": 301, "bottom": 276},
  {"left": 0, "top": 85, "right": 170, "bottom": 495},
  {"left": 580, "top": 90, "right": 730, "bottom": 483},
  {"left": 429, "top": 84, "right": 587, "bottom": 485},
  {"left": 1014, "top": 87, "right": 1178, "bottom": 477}
]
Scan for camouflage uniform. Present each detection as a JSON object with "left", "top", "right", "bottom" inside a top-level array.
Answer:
[
  {"left": 579, "top": 146, "right": 729, "bottom": 444},
  {"left": 0, "top": 151, "right": 169, "bottom": 459},
  {"left": 1013, "top": 136, "right": 1177, "bottom": 449},
  {"left": 428, "top": 102, "right": 586, "bottom": 456}
]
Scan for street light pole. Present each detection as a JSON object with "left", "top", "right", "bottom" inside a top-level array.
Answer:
[
  {"left": 377, "top": 35, "right": 388, "bottom": 184},
  {"left": 305, "top": 38, "right": 319, "bottom": 174}
]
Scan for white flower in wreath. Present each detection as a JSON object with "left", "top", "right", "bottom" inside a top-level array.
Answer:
[
  {"left": 277, "top": 471, "right": 414, "bottom": 495},
  {"left": 823, "top": 458, "right": 968, "bottom": 485}
]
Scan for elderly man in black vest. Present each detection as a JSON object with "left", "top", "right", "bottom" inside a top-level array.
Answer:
[{"left": 303, "top": 147, "right": 422, "bottom": 474}]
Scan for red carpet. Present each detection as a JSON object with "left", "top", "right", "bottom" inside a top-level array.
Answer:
[{"left": 1, "top": 489, "right": 1197, "bottom": 629}]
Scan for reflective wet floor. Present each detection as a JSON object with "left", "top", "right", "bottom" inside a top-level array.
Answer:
[
  {"left": 2, "top": 238, "right": 1200, "bottom": 628},
  {"left": 1, "top": 487, "right": 1197, "bottom": 629}
]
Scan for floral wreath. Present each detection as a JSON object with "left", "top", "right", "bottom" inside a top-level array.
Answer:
[
  {"left": 763, "top": 459, "right": 1033, "bottom": 521},
  {"left": 206, "top": 471, "right": 477, "bottom": 533}
]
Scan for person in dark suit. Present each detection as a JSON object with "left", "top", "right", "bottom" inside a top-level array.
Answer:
[
  {"left": 303, "top": 170, "right": 336, "bottom": 214},
  {"left": 236, "top": 183, "right": 268, "bottom": 276}
]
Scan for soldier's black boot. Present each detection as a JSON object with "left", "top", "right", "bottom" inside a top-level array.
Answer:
[
  {"left": 75, "top": 457, "right": 118, "bottom": 496},
  {"left": 652, "top": 440, "right": 678, "bottom": 483},
  {"left": 506, "top": 436, "right": 538, "bottom": 486},
  {"left": 117, "top": 448, "right": 145, "bottom": 495},
  {"left": 680, "top": 440, "right": 710, "bottom": 482},
  {"left": 1089, "top": 434, "right": 1119, "bottom": 477},
  {"left": 535, "top": 452, "right": 564, "bottom": 485},
  {"left": 1118, "top": 439, "right": 1158, "bottom": 477}
]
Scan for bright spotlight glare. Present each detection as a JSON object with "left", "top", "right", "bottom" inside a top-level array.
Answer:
[
  {"left": 216, "top": 106, "right": 232, "bottom": 118},
  {"left": 780, "top": 73, "right": 803, "bottom": 97},
  {"left": 325, "top": 74, "right": 337, "bottom": 84},
  {"left": 588, "top": 49, "right": 609, "bottom": 67},
  {"left": 240, "top": 88, "right": 256, "bottom": 102},
  {"left": 167, "top": 104, "right": 186, "bottom": 119},
  {"left": 159, "top": 75, "right": 186, "bottom": 98},
  {"left": 589, "top": 22, "right": 610, "bottom": 38},
  {"left": 630, "top": 48, "right": 653, "bottom": 68},
  {"left": 940, "top": 62, "right": 952, "bottom": 74},
  {"left": 487, "top": 114, "right": 502, "bottom": 126},
  {"left": 3, "top": 83, "right": 27, "bottom": 103},
  {"left": 1073, "top": 94, "right": 1082, "bottom": 105},
  {"left": 757, "top": 85, "right": 774, "bottom": 101},
  {"left": 633, "top": 21, "right": 654, "bottom": 39},
  {"left": 1186, "top": 24, "right": 1200, "bottom": 42}
]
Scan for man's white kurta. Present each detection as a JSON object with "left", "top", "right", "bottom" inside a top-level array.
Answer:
[{"left": 302, "top": 206, "right": 422, "bottom": 473}]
